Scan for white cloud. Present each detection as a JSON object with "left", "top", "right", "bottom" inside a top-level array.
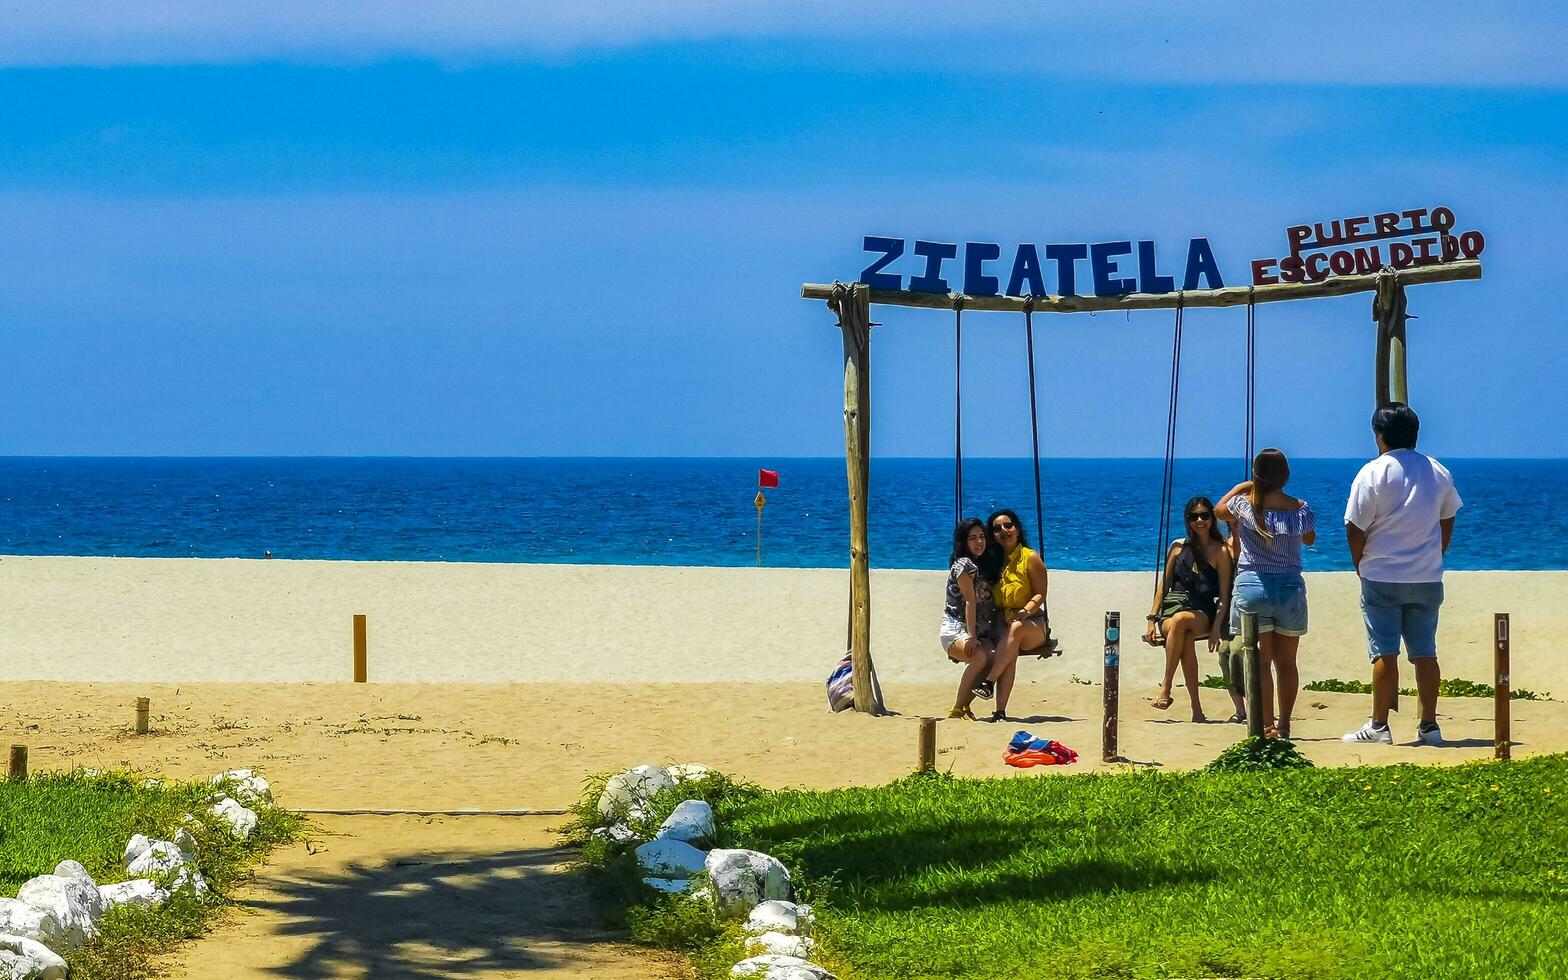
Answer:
[{"left": 1, "top": 1, "right": 1565, "bottom": 86}]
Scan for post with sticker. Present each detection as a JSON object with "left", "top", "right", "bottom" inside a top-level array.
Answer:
[
  {"left": 1494, "top": 613, "right": 1511, "bottom": 761},
  {"left": 1103, "top": 611, "right": 1120, "bottom": 763}
]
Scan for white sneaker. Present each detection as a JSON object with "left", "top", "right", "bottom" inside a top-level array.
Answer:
[
  {"left": 1417, "top": 722, "right": 1444, "bottom": 746},
  {"left": 1342, "top": 719, "right": 1393, "bottom": 743}
]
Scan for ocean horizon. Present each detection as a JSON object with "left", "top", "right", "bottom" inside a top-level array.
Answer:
[{"left": 0, "top": 456, "right": 1560, "bottom": 572}]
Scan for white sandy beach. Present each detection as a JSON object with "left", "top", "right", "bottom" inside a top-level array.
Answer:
[{"left": 1, "top": 556, "right": 1562, "bottom": 813}]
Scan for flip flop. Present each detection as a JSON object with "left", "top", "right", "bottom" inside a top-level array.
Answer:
[{"left": 1151, "top": 696, "right": 1174, "bottom": 710}]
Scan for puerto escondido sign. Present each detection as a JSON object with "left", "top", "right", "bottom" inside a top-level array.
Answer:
[{"left": 860, "top": 205, "right": 1484, "bottom": 299}]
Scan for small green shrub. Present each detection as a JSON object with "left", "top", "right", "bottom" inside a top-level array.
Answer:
[
  {"left": 1199, "top": 674, "right": 1228, "bottom": 689},
  {"left": 1206, "top": 735, "right": 1315, "bottom": 772},
  {"left": 1305, "top": 677, "right": 1548, "bottom": 700}
]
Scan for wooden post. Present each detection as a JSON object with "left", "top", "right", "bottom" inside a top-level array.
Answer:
[
  {"left": 1103, "top": 611, "right": 1120, "bottom": 762},
  {"left": 1242, "top": 612, "right": 1264, "bottom": 738},
  {"left": 832, "top": 284, "right": 882, "bottom": 714},
  {"left": 1373, "top": 268, "right": 1409, "bottom": 407},
  {"left": 917, "top": 718, "right": 936, "bottom": 773},
  {"left": 1494, "top": 613, "right": 1511, "bottom": 761},
  {"left": 755, "top": 491, "right": 765, "bottom": 567},
  {"left": 353, "top": 614, "right": 367, "bottom": 683},
  {"left": 8, "top": 745, "right": 26, "bottom": 780},
  {"left": 135, "top": 697, "right": 150, "bottom": 735}
]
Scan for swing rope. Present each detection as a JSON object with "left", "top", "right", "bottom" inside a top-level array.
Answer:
[
  {"left": 953, "top": 296, "right": 966, "bottom": 523},
  {"left": 1244, "top": 287, "right": 1257, "bottom": 476},
  {"left": 1023, "top": 297, "right": 1045, "bottom": 548},
  {"left": 1152, "top": 293, "right": 1186, "bottom": 599}
]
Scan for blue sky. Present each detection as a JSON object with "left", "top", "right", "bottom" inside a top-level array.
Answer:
[{"left": 1, "top": 2, "right": 1564, "bottom": 457}]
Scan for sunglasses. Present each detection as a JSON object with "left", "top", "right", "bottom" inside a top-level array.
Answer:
[
  {"left": 992, "top": 520, "right": 1016, "bottom": 532},
  {"left": 1188, "top": 512, "right": 1213, "bottom": 522}
]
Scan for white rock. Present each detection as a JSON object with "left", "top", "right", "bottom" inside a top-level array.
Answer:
[
  {"left": 665, "top": 763, "right": 714, "bottom": 784},
  {"left": 590, "top": 823, "right": 640, "bottom": 844},
  {"left": 730, "top": 954, "right": 836, "bottom": 979},
  {"left": 745, "top": 900, "right": 813, "bottom": 937},
  {"left": 597, "top": 765, "right": 675, "bottom": 821},
  {"left": 174, "top": 826, "right": 200, "bottom": 854},
  {"left": 705, "top": 849, "right": 791, "bottom": 918},
  {"left": 634, "top": 838, "right": 708, "bottom": 879},
  {"left": 16, "top": 873, "right": 107, "bottom": 949},
  {"left": 210, "top": 769, "right": 272, "bottom": 805},
  {"left": 51, "top": 860, "right": 95, "bottom": 885},
  {"left": 99, "top": 878, "right": 171, "bottom": 910},
  {"left": 209, "top": 796, "right": 259, "bottom": 839},
  {"left": 642, "top": 877, "right": 694, "bottom": 894},
  {"left": 745, "top": 932, "right": 815, "bottom": 958},
  {"left": 0, "top": 900, "right": 64, "bottom": 949},
  {"left": 656, "top": 800, "right": 715, "bottom": 844},
  {"left": 140, "top": 778, "right": 164, "bottom": 789},
  {"left": 124, "top": 834, "right": 153, "bottom": 865},
  {"left": 0, "top": 935, "right": 69, "bottom": 980},
  {"left": 124, "top": 837, "right": 208, "bottom": 898}
]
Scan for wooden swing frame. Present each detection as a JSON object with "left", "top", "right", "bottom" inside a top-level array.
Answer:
[{"left": 802, "top": 259, "right": 1482, "bottom": 714}]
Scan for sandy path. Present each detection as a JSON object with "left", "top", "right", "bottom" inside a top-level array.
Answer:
[{"left": 160, "top": 814, "right": 681, "bottom": 979}]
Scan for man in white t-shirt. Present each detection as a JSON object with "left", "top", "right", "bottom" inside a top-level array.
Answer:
[{"left": 1341, "top": 403, "right": 1462, "bottom": 746}]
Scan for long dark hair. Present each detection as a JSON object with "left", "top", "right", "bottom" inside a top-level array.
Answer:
[
  {"left": 1249, "top": 449, "right": 1291, "bottom": 543},
  {"left": 1180, "top": 495, "right": 1226, "bottom": 570},
  {"left": 950, "top": 518, "right": 1002, "bottom": 582},
  {"left": 986, "top": 508, "right": 1030, "bottom": 551}
]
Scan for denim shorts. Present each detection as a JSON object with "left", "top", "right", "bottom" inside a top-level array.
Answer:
[
  {"left": 1360, "top": 579, "right": 1443, "bottom": 661},
  {"left": 1229, "top": 570, "right": 1308, "bottom": 637}
]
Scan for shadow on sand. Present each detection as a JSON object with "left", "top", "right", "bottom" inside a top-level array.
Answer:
[{"left": 242, "top": 842, "right": 648, "bottom": 978}]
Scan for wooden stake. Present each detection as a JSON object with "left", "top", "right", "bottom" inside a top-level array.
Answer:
[
  {"left": 8, "top": 745, "right": 26, "bottom": 780},
  {"left": 353, "top": 614, "right": 367, "bottom": 683},
  {"left": 1103, "top": 611, "right": 1120, "bottom": 762},
  {"left": 135, "top": 697, "right": 150, "bottom": 735},
  {"left": 1495, "top": 613, "right": 1511, "bottom": 761},
  {"left": 1242, "top": 612, "right": 1264, "bottom": 738},
  {"left": 1374, "top": 268, "right": 1410, "bottom": 407},
  {"left": 917, "top": 718, "right": 936, "bottom": 773},
  {"left": 832, "top": 284, "right": 882, "bottom": 714}
]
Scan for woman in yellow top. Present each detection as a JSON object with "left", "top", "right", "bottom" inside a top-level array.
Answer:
[{"left": 971, "top": 508, "right": 1052, "bottom": 721}]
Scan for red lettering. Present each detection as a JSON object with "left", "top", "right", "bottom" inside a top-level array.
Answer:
[
  {"left": 1402, "top": 208, "right": 1429, "bottom": 232},
  {"left": 1344, "top": 216, "right": 1371, "bottom": 241},
  {"left": 1460, "top": 230, "right": 1485, "bottom": 258},
  {"left": 1353, "top": 246, "right": 1381, "bottom": 274},
  {"left": 1251, "top": 258, "right": 1279, "bottom": 286},
  {"left": 1329, "top": 250, "right": 1356, "bottom": 275},
  {"left": 1431, "top": 207, "right": 1456, "bottom": 232},
  {"left": 1287, "top": 225, "right": 1312, "bottom": 252},
  {"left": 1441, "top": 234, "right": 1461, "bottom": 261},
  {"left": 1279, "top": 255, "right": 1305, "bottom": 283},
  {"left": 1412, "top": 236, "right": 1439, "bottom": 262},
  {"left": 1306, "top": 252, "right": 1331, "bottom": 281},
  {"left": 1374, "top": 212, "right": 1400, "bottom": 235},
  {"left": 1314, "top": 220, "right": 1344, "bottom": 248},
  {"left": 1390, "top": 242, "right": 1415, "bottom": 268}
]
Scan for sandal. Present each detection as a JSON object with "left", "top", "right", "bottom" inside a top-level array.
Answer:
[
  {"left": 1225, "top": 712, "right": 1246, "bottom": 724},
  {"left": 947, "top": 706, "right": 976, "bottom": 721},
  {"left": 987, "top": 710, "right": 1009, "bottom": 723},
  {"left": 1264, "top": 725, "right": 1281, "bottom": 739},
  {"left": 1151, "top": 695, "right": 1174, "bottom": 711},
  {"left": 971, "top": 679, "right": 995, "bottom": 701}
]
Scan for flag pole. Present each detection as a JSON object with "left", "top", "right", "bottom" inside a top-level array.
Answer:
[{"left": 755, "top": 490, "right": 765, "bottom": 566}]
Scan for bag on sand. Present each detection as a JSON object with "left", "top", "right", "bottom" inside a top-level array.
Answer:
[{"left": 826, "top": 655, "right": 856, "bottom": 712}]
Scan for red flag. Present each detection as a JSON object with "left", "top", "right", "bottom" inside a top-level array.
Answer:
[{"left": 758, "top": 468, "right": 779, "bottom": 488}]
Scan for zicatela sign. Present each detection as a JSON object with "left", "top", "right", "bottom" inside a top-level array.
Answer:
[{"left": 859, "top": 206, "right": 1485, "bottom": 299}]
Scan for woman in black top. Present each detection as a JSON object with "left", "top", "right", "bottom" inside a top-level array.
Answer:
[{"left": 1144, "top": 496, "right": 1234, "bottom": 722}]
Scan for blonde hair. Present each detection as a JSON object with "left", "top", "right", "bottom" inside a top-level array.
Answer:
[{"left": 1248, "top": 449, "right": 1290, "bottom": 543}]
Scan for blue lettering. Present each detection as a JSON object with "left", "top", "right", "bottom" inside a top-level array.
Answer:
[
  {"left": 1006, "top": 244, "right": 1045, "bottom": 296},
  {"left": 1090, "top": 241, "right": 1136, "bottom": 297},
  {"left": 859, "top": 236, "right": 905, "bottom": 290},
  {"left": 1184, "top": 237, "right": 1224, "bottom": 290},
  {"left": 909, "top": 241, "right": 958, "bottom": 293},
  {"left": 1136, "top": 240, "right": 1175, "bottom": 294},
  {"left": 1045, "top": 243, "right": 1088, "bottom": 296},
  {"left": 963, "top": 242, "right": 1001, "bottom": 296}
]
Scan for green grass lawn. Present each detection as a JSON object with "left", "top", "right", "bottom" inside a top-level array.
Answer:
[
  {"left": 590, "top": 756, "right": 1568, "bottom": 980},
  {"left": 0, "top": 771, "right": 298, "bottom": 980}
]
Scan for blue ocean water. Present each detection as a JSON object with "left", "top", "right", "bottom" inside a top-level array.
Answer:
[{"left": 0, "top": 457, "right": 1560, "bottom": 571}]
